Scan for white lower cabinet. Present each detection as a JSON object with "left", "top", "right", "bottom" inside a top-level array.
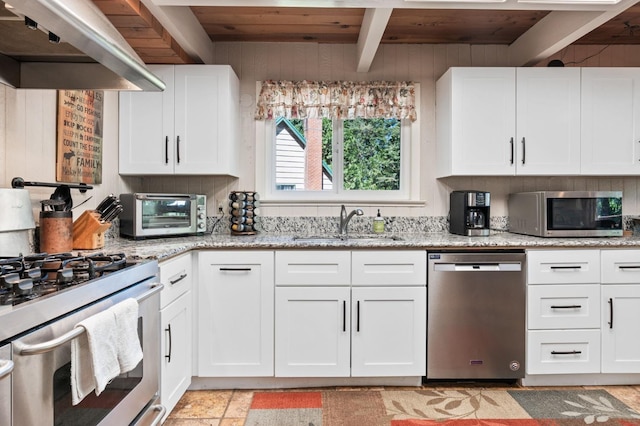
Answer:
[
  {"left": 275, "top": 286, "right": 351, "bottom": 377},
  {"left": 274, "top": 250, "right": 426, "bottom": 378},
  {"left": 601, "top": 249, "right": 640, "bottom": 373},
  {"left": 160, "top": 291, "right": 192, "bottom": 413},
  {"left": 159, "top": 253, "right": 193, "bottom": 419},
  {"left": 197, "top": 251, "right": 274, "bottom": 377},
  {"left": 351, "top": 286, "right": 426, "bottom": 377},
  {"left": 601, "top": 285, "right": 640, "bottom": 373},
  {"left": 526, "top": 249, "right": 640, "bottom": 384}
]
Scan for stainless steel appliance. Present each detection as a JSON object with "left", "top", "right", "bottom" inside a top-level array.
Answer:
[
  {"left": 427, "top": 251, "right": 526, "bottom": 380},
  {"left": 508, "top": 191, "right": 623, "bottom": 237},
  {"left": 0, "top": 252, "right": 165, "bottom": 426},
  {"left": 449, "top": 190, "right": 491, "bottom": 236},
  {"left": 119, "top": 193, "right": 207, "bottom": 239}
]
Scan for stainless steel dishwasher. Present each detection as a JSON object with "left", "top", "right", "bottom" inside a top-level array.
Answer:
[{"left": 427, "top": 251, "right": 526, "bottom": 380}]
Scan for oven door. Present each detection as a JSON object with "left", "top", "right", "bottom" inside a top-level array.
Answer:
[
  {"left": 1, "top": 344, "right": 12, "bottom": 426},
  {"left": 11, "top": 279, "right": 162, "bottom": 426}
]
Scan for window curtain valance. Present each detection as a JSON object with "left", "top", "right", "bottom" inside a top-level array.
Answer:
[{"left": 255, "top": 80, "right": 417, "bottom": 122}]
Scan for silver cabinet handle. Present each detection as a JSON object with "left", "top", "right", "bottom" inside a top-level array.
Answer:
[
  {"left": 550, "top": 265, "right": 582, "bottom": 270},
  {"left": 165, "top": 136, "right": 169, "bottom": 164},
  {"left": 342, "top": 300, "right": 346, "bottom": 332},
  {"left": 169, "top": 272, "right": 188, "bottom": 285},
  {"left": 551, "top": 350, "right": 582, "bottom": 355},
  {"left": 550, "top": 305, "right": 582, "bottom": 309},
  {"left": 176, "top": 135, "right": 181, "bottom": 164},
  {"left": 165, "top": 323, "right": 172, "bottom": 363},
  {"left": 0, "top": 359, "right": 14, "bottom": 380},
  {"left": 509, "top": 137, "right": 514, "bottom": 165}
]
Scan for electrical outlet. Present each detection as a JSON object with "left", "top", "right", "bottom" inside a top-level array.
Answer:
[{"left": 217, "top": 199, "right": 225, "bottom": 215}]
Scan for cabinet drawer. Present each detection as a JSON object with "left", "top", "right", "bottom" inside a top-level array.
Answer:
[
  {"left": 528, "top": 285, "right": 600, "bottom": 330},
  {"left": 527, "top": 330, "right": 600, "bottom": 375},
  {"left": 602, "top": 250, "right": 640, "bottom": 284},
  {"left": 275, "top": 251, "right": 350, "bottom": 286},
  {"left": 159, "top": 252, "right": 192, "bottom": 309},
  {"left": 527, "top": 250, "right": 600, "bottom": 284},
  {"left": 352, "top": 251, "right": 426, "bottom": 286}
]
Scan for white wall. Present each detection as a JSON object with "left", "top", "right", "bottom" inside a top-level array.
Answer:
[{"left": 3, "top": 43, "right": 640, "bottom": 222}]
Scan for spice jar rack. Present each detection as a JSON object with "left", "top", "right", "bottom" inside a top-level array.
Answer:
[{"left": 229, "top": 191, "right": 259, "bottom": 235}]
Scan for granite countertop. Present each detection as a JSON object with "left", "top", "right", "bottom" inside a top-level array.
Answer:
[{"left": 100, "top": 231, "right": 640, "bottom": 263}]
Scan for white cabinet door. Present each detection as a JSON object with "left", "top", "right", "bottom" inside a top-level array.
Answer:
[
  {"left": 601, "top": 285, "right": 640, "bottom": 373},
  {"left": 351, "top": 251, "right": 426, "bottom": 286},
  {"left": 581, "top": 68, "right": 640, "bottom": 175},
  {"left": 119, "top": 65, "right": 239, "bottom": 176},
  {"left": 515, "top": 68, "right": 581, "bottom": 175},
  {"left": 197, "top": 251, "right": 274, "bottom": 377},
  {"left": 275, "top": 286, "right": 351, "bottom": 377},
  {"left": 119, "top": 65, "right": 174, "bottom": 175},
  {"left": 351, "top": 287, "right": 426, "bottom": 377},
  {"left": 160, "top": 291, "right": 192, "bottom": 418},
  {"left": 436, "top": 67, "right": 516, "bottom": 177},
  {"left": 173, "top": 65, "right": 239, "bottom": 175}
]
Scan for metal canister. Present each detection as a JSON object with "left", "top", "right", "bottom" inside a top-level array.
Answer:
[{"left": 39, "top": 210, "right": 73, "bottom": 253}]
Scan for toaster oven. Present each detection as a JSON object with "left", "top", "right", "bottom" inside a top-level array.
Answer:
[{"left": 119, "top": 193, "right": 206, "bottom": 239}]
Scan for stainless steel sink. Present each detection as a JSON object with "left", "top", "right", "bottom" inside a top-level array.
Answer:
[{"left": 293, "top": 235, "right": 403, "bottom": 243}]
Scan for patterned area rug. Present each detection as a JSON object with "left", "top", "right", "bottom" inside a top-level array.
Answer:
[{"left": 244, "top": 389, "right": 640, "bottom": 426}]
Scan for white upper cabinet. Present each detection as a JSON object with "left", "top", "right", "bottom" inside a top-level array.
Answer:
[
  {"left": 119, "top": 65, "right": 240, "bottom": 176},
  {"left": 436, "top": 67, "right": 581, "bottom": 177},
  {"left": 516, "top": 68, "right": 581, "bottom": 175},
  {"left": 581, "top": 68, "right": 640, "bottom": 175},
  {"left": 436, "top": 67, "right": 516, "bottom": 176}
]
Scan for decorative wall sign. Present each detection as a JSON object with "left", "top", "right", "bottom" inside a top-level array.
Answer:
[{"left": 56, "top": 90, "right": 104, "bottom": 184}]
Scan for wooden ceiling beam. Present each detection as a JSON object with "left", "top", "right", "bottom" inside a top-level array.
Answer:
[
  {"left": 508, "top": 0, "right": 640, "bottom": 66},
  {"left": 357, "top": 8, "right": 392, "bottom": 72}
]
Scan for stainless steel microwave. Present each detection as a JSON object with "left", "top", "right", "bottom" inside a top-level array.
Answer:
[
  {"left": 508, "top": 191, "right": 623, "bottom": 237},
  {"left": 119, "top": 193, "right": 206, "bottom": 239}
]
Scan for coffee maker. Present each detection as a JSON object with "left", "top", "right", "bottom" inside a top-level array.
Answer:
[{"left": 449, "top": 190, "right": 491, "bottom": 236}]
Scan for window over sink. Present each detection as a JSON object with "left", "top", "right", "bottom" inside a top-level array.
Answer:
[{"left": 255, "top": 81, "right": 421, "bottom": 203}]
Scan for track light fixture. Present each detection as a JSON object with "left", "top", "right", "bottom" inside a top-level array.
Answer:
[
  {"left": 25, "top": 17, "right": 38, "bottom": 30},
  {"left": 48, "top": 32, "right": 60, "bottom": 44}
]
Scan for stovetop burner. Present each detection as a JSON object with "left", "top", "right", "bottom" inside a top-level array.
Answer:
[{"left": 0, "top": 252, "right": 128, "bottom": 306}]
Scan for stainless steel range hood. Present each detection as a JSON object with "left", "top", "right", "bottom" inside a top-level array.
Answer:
[{"left": 0, "top": 0, "right": 165, "bottom": 91}]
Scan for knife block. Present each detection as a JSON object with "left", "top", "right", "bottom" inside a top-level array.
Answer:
[{"left": 73, "top": 210, "right": 111, "bottom": 249}]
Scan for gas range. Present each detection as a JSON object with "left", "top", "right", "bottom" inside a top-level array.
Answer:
[
  {"left": 0, "top": 252, "right": 158, "bottom": 343},
  {"left": 0, "top": 252, "right": 128, "bottom": 306}
]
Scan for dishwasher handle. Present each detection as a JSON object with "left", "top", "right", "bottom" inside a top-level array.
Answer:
[{"left": 434, "top": 262, "right": 522, "bottom": 272}]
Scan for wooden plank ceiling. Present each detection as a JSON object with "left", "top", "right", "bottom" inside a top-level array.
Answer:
[{"left": 93, "top": 3, "right": 640, "bottom": 64}]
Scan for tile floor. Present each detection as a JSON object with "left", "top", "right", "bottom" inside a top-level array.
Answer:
[{"left": 163, "top": 384, "right": 640, "bottom": 425}]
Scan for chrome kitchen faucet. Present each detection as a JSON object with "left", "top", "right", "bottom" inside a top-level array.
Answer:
[{"left": 339, "top": 205, "right": 363, "bottom": 236}]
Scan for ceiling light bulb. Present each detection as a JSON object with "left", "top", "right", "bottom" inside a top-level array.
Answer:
[{"left": 49, "top": 32, "right": 60, "bottom": 44}]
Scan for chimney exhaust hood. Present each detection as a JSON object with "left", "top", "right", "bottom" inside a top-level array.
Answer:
[{"left": 0, "top": 0, "right": 165, "bottom": 91}]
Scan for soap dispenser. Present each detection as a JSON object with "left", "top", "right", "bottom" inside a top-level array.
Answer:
[{"left": 373, "top": 209, "right": 385, "bottom": 233}]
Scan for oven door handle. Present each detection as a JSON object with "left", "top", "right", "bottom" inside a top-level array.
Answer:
[
  {"left": 16, "top": 283, "right": 163, "bottom": 356},
  {"left": 0, "top": 359, "right": 14, "bottom": 380}
]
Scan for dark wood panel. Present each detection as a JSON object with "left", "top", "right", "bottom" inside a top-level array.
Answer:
[
  {"left": 383, "top": 9, "right": 549, "bottom": 44},
  {"left": 577, "top": 4, "right": 640, "bottom": 44}
]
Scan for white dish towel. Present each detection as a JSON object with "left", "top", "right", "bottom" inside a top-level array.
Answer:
[
  {"left": 71, "top": 308, "right": 119, "bottom": 405},
  {"left": 112, "top": 298, "right": 143, "bottom": 373},
  {"left": 70, "top": 298, "right": 143, "bottom": 406}
]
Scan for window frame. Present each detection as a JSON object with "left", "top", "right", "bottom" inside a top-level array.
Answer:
[{"left": 255, "top": 83, "right": 421, "bottom": 204}]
